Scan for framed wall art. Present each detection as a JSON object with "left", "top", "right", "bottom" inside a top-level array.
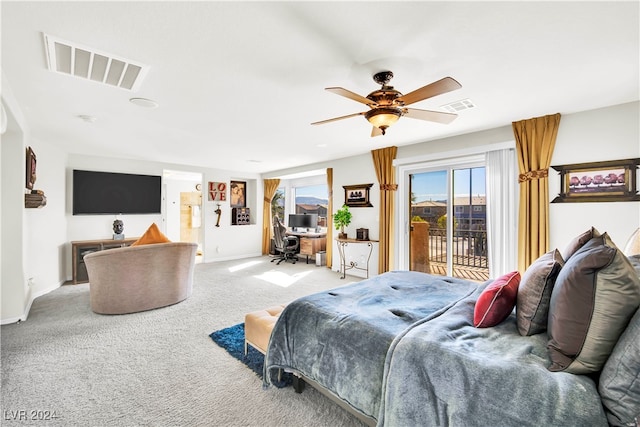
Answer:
[
  {"left": 208, "top": 181, "right": 227, "bottom": 202},
  {"left": 343, "top": 183, "right": 373, "bottom": 207},
  {"left": 551, "top": 158, "right": 640, "bottom": 203},
  {"left": 26, "top": 146, "right": 37, "bottom": 190},
  {"left": 230, "top": 180, "right": 246, "bottom": 208}
]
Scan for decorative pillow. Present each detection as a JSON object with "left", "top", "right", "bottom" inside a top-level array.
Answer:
[
  {"left": 599, "top": 307, "right": 640, "bottom": 426},
  {"left": 474, "top": 271, "right": 521, "bottom": 328},
  {"left": 561, "top": 226, "right": 600, "bottom": 261},
  {"left": 131, "top": 223, "right": 171, "bottom": 246},
  {"left": 547, "top": 233, "right": 640, "bottom": 374},
  {"left": 516, "top": 249, "right": 564, "bottom": 336},
  {"left": 629, "top": 254, "right": 640, "bottom": 278}
]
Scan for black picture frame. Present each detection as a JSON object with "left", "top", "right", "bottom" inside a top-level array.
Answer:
[
  {"left": 343, "top": 183, "right": 373, "bottom": 207},
  {"left": 230, "top": 180, "right": 246, "bottom": 208},
  {"left": 551, "top": 158, "right": 640, "bottom": 203}
]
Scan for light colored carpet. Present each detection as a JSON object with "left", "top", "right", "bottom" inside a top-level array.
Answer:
[{"left": 1, "top": 256, "right": 367, "bottom": 427}]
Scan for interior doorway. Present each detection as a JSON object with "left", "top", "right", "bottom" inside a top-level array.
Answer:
[{"left": 163, "top": 170, "right": 203, "bottom": 263}]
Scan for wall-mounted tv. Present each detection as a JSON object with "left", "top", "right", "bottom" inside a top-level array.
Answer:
[{"left": 73, "top": 169, "right": 162, "bottom": 215}]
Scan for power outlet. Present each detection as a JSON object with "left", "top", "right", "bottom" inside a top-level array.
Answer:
[{"left": 27, "top": 277, "right": 35, "bottom": 287}]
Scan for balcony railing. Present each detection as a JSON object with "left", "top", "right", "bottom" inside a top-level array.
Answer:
[
  {"left": 424, "top": 227, "right": 489, "bottom": 281},
  {"left": 429, "top": 227, "right": 487, "bottom": 266}
]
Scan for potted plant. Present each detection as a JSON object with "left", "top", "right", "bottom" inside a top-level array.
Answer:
[{"left": 334, "top": 204, "right": 352, "bottom": 239}]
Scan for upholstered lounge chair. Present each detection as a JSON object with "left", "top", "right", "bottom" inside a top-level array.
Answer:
[{"left": 84, "top": 242, "right": 197, "bottom": 314}]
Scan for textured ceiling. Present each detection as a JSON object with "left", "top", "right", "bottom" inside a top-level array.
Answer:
[{"left": 2, "top": 1, "right": 638, "bottom": 174}]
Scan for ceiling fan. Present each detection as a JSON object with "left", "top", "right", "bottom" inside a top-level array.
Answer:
[{"left": 312, "top": 71, "right": 462, "bottom": 137}]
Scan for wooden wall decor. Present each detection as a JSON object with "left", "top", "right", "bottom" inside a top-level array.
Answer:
[{"left": 551, "top": 158, "right": 640, "bottom": 203}]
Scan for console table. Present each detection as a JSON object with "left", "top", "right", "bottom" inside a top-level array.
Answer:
[
  {"left": 71, "top": 237, "right": 138, "bottom": 284},
  {"left": 286, "top": 231, "right": 327, "bottom": 264},
  {"left": 335, "top": 238, "right": 378, "bottom": 279}
]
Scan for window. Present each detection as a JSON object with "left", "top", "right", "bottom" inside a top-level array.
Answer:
[
  {"left": 293, "top": 184, "right": 328, "bottom": 227},
  {"left": 271, "top": 187, "right": 285, "bottom": 222}
]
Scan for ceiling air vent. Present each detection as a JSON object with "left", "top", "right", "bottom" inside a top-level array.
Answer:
[
  {"left": 42, "top": 33, "right": 148, "bottom": 91},
  {"left": 441, "top": 98, "right": 476, "bottom": 113}
]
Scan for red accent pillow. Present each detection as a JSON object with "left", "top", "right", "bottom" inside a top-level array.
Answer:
[{"left": 474, "top": 271, "right": 521, "bottom": 328}]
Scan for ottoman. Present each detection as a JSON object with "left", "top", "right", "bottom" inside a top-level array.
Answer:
[{"left": 244, "top": 304, "right": 286, "bottom": 355}]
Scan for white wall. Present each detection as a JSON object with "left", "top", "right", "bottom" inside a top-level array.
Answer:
[
  {"left": 549, "top": 102, "right": 640, "bottom": 250},
  {"left": 24, "top": 137, "right": 67, "bottom": 296},
  {"left": 2, "top": 72, "right": 29, "bottom": 323},
  {"left": 202, "top": 172, "right": 262, "bottom": 262},
  {"left": 1, "top": 106, "right": 29, "bottom": 323}
]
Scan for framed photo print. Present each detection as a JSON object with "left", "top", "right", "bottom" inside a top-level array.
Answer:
[
  {"left": 230, "top": 180, "right": 246, "bottom": 208},
  {"left": 343, "top": 183, "right": 373, "bottom": 207},
  {"left": 551, "top": 158, "right": 640, "bottom": 203}
]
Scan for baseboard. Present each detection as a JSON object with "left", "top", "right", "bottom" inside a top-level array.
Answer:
[{"left": 0, "top": 280, "right": 63, "bottom": 325}]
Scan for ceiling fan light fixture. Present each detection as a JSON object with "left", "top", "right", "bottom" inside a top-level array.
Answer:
[{"left": 365, "top": 108, "right": 402, "bottom": 133}]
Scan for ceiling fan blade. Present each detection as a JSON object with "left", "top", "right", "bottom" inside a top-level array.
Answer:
[
  {"left": 404, "top": 108, "right": 458, "bottom": 124},
  {"left": 397, "top": 77, "right": 462, "bottom": 106},
  {"left": 311, "top": 111, "right": 366, "bottom": 125},
  {"left": 326, "top": 87, "right": 375, "bottom": 106},
  {"left": 371, "top": 126, "right": 383, "bottom": 137}
]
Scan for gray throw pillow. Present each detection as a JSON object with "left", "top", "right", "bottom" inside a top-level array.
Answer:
[
  {"left": 561, "top": 226, "right": 600, "bottom": 261},
  {"left": 516, "top": 249, "right": 564, "bottom": 336},
  {"left": 547, "top": 233, "right": 640, "bottom": 374},
  {"left": 629, "top": 254, "right": 640, "bottom": 278},
  {"left": 599, "top": 307, "right": 640, "bottom": 426}
]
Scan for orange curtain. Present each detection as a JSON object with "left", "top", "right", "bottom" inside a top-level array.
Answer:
[
  {"left": 326, "top": 168, "right": 333, "bottom": 268},
  {"left": 512, "top": 113, "right": 561, "bottom": 271},
  {"left": 371, "top": 146, "right": 398, "bottom": 274},
  {"left": 261, "top": 178, "right": 281, "bottom": 255}
]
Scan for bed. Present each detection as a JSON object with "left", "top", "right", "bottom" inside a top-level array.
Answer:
[{"left": 264, "top": 270, "right": 614, "bottom": 427}]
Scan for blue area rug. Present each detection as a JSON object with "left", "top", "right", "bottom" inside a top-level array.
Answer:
[{"left": 209, "top": 323, "right": 291, "bottom": 387}]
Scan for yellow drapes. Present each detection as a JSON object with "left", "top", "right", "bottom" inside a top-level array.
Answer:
[
  {"left": 371, "top": 146, "right": 398, "bottom": 274},
  {"left": 261, "top": 178, "right": 281, "bottom": 255},
  {"left": 326, "top": 168, "right": 333, "bottom": 268},
  {"left": 512, "top": 113, "right": 561, "bottom": 271}
]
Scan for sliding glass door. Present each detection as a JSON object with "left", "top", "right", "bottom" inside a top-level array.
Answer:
[{"left": 408, "top": 164, "right": 489, "bottom": 282}]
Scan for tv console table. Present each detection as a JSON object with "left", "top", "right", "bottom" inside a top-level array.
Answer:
[{"left": 70, "top": 237, "right": 138, "bottom": 284}]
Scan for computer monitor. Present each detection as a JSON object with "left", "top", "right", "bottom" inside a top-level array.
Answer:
[{"left": 288, "top": 214, "right": 318, "bottom": 231}]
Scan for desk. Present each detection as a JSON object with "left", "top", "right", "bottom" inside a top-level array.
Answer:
[
  {"left": 286, "top": 231, "right": 327, "bottom": 264},
  {"left": 335, "top": 238, "right": 378, "bottom": 279}
]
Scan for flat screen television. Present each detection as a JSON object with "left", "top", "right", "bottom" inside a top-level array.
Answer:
[
  {"left": 288, "top": 213, "right": 318, "bottom": 230},
  {"left": 73, "top": 169, "right": 162, "bottom": 215}
]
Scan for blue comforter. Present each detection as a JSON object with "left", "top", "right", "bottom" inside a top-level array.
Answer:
[{"left": 264, "top": 271, "right": 608, "bottom": 426}]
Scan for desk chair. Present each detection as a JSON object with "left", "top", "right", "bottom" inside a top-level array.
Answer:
[{"left": 271, "top": 216, "right": 299, "bottom": 265}]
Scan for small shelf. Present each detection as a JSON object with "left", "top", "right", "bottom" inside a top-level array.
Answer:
[{"left": 25, "top": 193, "right": 46, "bottom": 208}]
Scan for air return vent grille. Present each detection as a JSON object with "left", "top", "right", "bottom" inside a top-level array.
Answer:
[
  {"left": 441, "top": 99, "right": 476, "bottom": 113},
  {"left": 43, "top": 33, "right": 148, "bottom": 91}
]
